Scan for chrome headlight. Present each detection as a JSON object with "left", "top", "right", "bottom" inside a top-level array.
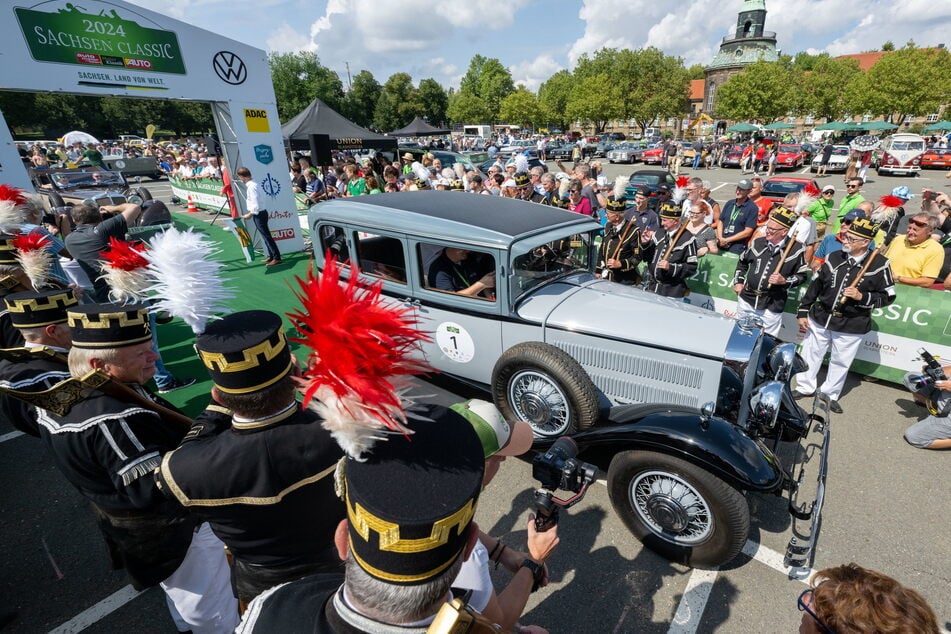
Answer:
[
  {"left": 767, "top": 342, "right": 804, "bottom": 381},
  {"left": 748, "top": 380, "right": 784, "bottom": 434}
]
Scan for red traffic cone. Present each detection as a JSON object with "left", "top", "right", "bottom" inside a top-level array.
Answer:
[{"left": 186, "top": 194, "right": 198, "bottom": 213}]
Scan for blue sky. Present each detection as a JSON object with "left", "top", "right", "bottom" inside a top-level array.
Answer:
[{"left": 129, "top": 0, "right": 951, "bottom": 91}]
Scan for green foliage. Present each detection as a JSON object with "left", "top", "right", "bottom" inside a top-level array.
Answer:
[
  {"left": 565, "top": 73, "right": 622, "bottom": 134},
  {"left": 851, "top": 45, "right": 951, "bottom": 124},
  {"left": 881, "top": 41, "right": 895, "bottom": 51},
  {"left": 456, "top": 55, "right": 514, "bottom": 120},
  {"left": 344, "top": 70, "right": 381, "bottom": 128},
  {"left": 538, "top": 70, "right": 574, "bottom": 132},
  {"left": 800, "top": 56, "right": 861, "bottom": 121},
  {"left": 417, "top": 78, "right": 449, "bottom": 126},
  {"left": 687, "top": 64, "right": 706, "bottom": 80},
  {"left": 499, "top": 87, "right": 542, "bottom": 129},
  {"left": 446, "top": 91, "right": 492, "bottom": 124},
  {"left": 714, "top": 60, "right": 802, "bottom": 123},
  {"left": 268, "top": 51, "right": 344, "bottom": 122},
  {"left": 373, "top": 73, "right": 421, "bottom": 132}
]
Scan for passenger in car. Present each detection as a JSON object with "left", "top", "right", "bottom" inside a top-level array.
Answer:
[{"left": 428, "top": 247, "right": 495, "bottom": 298}]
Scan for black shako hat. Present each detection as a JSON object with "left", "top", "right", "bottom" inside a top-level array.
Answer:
[
  {"left": 768, "top": 205, "right": 797, "bottom": 229},
  {"left": 0, "top": 234, "right": 18, "bottom": 265},
  {"left": 605, "top": 196, "right": 627, "bottom": 214},
  {"left": 848, "top": 218, "right": 878, "bottom": 241},
  {"left": 68, "top": 303, "right": 152, "bottom": 349},
  {"left": 4, "top": 288, "right": 78, "bottom": 328},
  {"left": 513, "top": 172, "right": 531, "bottom": 188},
  {"left": 195, "top": 310, "right": 293, "bottom": 395},
  {"left": 344, "top": 405, "right": 484, "bottom": 585},
  {"left": 658, "top": 201, "right": 682, "bottom": 220}
]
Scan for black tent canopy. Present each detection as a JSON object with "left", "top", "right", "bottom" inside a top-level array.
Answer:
[
  {"left": 388, "top": 116, "right": 450, "bottom": 136},
  {"left": 281, "top": 97, "right": 397, "bottom": 157}
]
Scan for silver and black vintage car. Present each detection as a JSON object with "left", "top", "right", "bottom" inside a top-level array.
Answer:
[
  {"left": 307, "top": 192, "right": 828, "bottom": 569},
  {"left": 28, "top": 167, "right": 153, "bottom": 211}
]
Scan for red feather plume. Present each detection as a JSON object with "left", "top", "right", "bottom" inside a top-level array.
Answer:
[
  {"left": 0, "top": 185, "right": 27, "bottom": 206},
  {"left": 99, "top": 237, "right": 149, "bottom": 271},
  {"left": 676, "top": 176, "right": 689, "bottom": 188},
  {"left": 287, "top": 255, "right": 432, "bottom": 459},
  {"left": 12, "top": 229, "right": 48, "bottom": 252},
  {"left": 803, "top": 183, "right": 821, "bottom": 197},
  {"left": 879, "top": 195, "right": 904, "bottom": 209}
]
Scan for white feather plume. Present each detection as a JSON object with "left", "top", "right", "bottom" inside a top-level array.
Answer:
[
  {"left": 515, "top": 153, "right": 529, "bottom": 174},
  {"left": 102, "top": 268, "right": 151, "bottom": 303},
  {"left": 795, "top": 191, "right": 817, "bottom": 216},
  {"left": 613, "top": 175, "right": 627, "bottom": 200},
  {"left": 0, "top": 202, "right": 26, "bottom": 232},
  {"left": 412, "top": 162, "right": 431, "bottom": 186},
  {"left": 143, "top": 228, "right": 233, "bottom": 334}
]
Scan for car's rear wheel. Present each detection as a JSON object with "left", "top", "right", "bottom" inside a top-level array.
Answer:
[
  {"left": 491, "top": 342, "right": 600, "bottom": 438},
  {"left": 136, "top": 187, "right": 153, "bottom": 201},
  {"left": 608, "top": 450, "right": 749, "bottom": 568}
]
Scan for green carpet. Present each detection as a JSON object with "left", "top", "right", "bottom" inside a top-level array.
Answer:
[{"left": 152, "top": 211, "right": 314, "bottom": 416}]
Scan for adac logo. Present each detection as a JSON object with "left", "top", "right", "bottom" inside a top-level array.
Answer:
[
  {"left": 213, "top": 51, "right": 246, "bottom": 85},
  {"left": 254, "top": 144, "right": 273, "bottom": 165},
  {"left": 244, "top": 108, "right": 270, "bottom": 133}
]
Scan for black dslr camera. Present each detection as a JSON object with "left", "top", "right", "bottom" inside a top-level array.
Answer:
[
  {"left": 531, "top": 437, "right": 597, "bottom": 532},
  {"left": 911, "top": 348, "right": 946, "bottom": 390}
]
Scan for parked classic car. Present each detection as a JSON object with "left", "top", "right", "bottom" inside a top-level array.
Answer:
[
  {"left": 919, "top": 146, "right": 951, "bottom": 169},
  {"left": 28, "top": 167, "right": 153, "bottom": 211},
  {"left": 810, "top": 145, "right": 850, "bottom": 172},
  {"left": 625, "top": 169, "right": 676, "bottom": 200},
  {"left": 307, "top": 192, "right": 828, "bottom": 568},
  {"left": 760, "top": 177, "right": 820, "bottom": 205},
  {"left": 640, "top": 146, "right": 665, "bottom": 165},
  {"left": 719, "top": 144, "right": 747, "bottom": 168},
  {"left": 606, "top": 142, "right": 649, "bottom": 164},
  {"left": 774, "top": 144, "right": 805, "bottom": 170}
]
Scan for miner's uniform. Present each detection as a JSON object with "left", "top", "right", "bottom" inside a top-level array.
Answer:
[{"left": 643, "top": 203, "right": 698, "bottom": 298}]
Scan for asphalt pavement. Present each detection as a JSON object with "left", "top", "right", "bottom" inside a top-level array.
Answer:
[{"left": 2, "top": 164, "right": 949, "bottom": 633}]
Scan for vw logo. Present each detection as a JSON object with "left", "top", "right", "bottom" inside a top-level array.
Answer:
[{"left": 213, "top": 51, "right": 247, "bottom": 85}]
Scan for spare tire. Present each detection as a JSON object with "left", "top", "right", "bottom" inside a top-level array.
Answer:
[
  {"left": 136, "top": 187, "right": 153, "bottom": 202},
  {"left": 47, "top": 191, "right": 66, "bottom": 210},
  {"left": 491, "top": 342, "right": 600, "bottom": 437}
]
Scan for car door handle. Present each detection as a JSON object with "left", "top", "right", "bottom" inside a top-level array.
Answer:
[{"left": 401, "top": 297, "right": 420, "bottom": 306}]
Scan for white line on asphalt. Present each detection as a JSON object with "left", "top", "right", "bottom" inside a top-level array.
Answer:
[
  {"left": 710, "top": 182, "right": 729, "bottom": 192},
  {"left": 798, "top": 166, "right": 810, "bottom": 174},
  {"left": 742, "top": 539, "right": 813, "bottom": 583},
  {"left": 0, "top": 430, "right": 25, "bottom": 444},
  {"left": 667, "top": 567, "right": 719, "bottom": 634},
  {"left": 47, "top": 585, "right": 143, "bottom": 634}
]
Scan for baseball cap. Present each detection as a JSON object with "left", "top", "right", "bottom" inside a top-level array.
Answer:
[
  {"left": 821, "top": 185, "right": 835, "bottom": 193},
  {"left": 450, "top": 399, "right": 534, "bottom": 458},
  {"left": 842, "top": 209, "right": 866, "bottom": 222},
  {"left": 891, "top": 185, "right": 914, "bottom": 200},
  {"left": 736, "top": 179, "right": 754, "bottom": 191}
]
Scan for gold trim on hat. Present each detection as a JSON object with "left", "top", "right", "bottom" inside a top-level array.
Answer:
[
  {"left": 348, "top": 493, "right": 476, "bottom": 554},
  {"left": 68, "top": 309, "right": 149, "bottom": 329},
  {"left": 198, "top": 330, "right": 288, "bottom": 373},
  {"left": 210, "top": 358, "right": 294, "bottom": 395},
  {"left": 348, "top": 536, "right": 461, "bottom": 584},
  {"left": 6, "top": 292, "right": 78, "bottom": 314}
]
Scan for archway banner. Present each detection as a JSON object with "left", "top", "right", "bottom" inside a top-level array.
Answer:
[{"left": 1, "top": 0, "right": 303, "bottom": 254}]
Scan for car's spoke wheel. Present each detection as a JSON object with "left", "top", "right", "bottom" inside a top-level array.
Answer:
[
  {"left": 492, "top": 342, "right": 600, "bottom": 438},
  {"left": 607, "top": 450, "right": 749, "bottom": 568}
]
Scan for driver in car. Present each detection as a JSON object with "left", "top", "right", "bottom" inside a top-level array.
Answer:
[{"left": 428, "top": 247, "right": 495, "bottom": 298}]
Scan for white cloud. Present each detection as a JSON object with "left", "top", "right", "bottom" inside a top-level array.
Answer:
[
  {"left": 266, "top": 23, "right": 314, "bottom": 53},
  {"left": 509, "top": 54, "right": 564, "bottom": 91}
]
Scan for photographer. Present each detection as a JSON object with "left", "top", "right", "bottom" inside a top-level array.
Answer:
[
  {"left": 902, "top": 362, "right": 951, "bottom": 450},
  {"left": 450, "top": 400, "right": 559, "bottom": 634}
]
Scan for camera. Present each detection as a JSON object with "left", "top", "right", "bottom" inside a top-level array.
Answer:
[{"left": 531, "top": 437, "right": 597, "bottom": 532}]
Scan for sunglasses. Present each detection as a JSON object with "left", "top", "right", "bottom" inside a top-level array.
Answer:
[
  {"left": 797, "top": 589, "right": 834, "bottom": 634},
  {"left": 908, "top": 219, "right": 929, "bottom": 228},
  {"left": 846, "top": 184, "right": 859, "bottom": 189}
]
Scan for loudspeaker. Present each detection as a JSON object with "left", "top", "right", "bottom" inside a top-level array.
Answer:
[
  {"left": 309, "top": 134, "right": 333, "bottom": 166},
  {"left": 205, "top": 134, "right": 221, "bottom": 157}
]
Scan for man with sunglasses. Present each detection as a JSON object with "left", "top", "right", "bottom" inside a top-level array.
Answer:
[
  {"left": 884, "top": 212, "right": 944, "bottom": 287},
  {"left": 807, "top": 185, "right": 836, "bottom": 238},
  {"left": 794, "top": 218, "right": 896, "bottom": 413},
  {"left": 716, "top": 179, "right": 759, "bottom": 254},
  {"left": 732, "top": 206, "right": 808, "bottom": 337},
  {"left": 830, "top": 177, "right": 865, "bottom": 233}
]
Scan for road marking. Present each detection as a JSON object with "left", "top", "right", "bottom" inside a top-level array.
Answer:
[
  {"left": 668, "top": 567, "right": 718, "bottom": 634},
  {"left": 48, "top": 585, "right": 143, "bottom": 633},
  {"left": 742, "top": 539, "right": 813, "bottom": 583},
  {"left": 0, "top": 431, "right": 25, "bottom": 444},
  {"left": 710, "top": 182, "right": 729, "bottom": 192}
]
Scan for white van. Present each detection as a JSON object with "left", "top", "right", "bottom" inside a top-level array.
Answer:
[{"left": 877, "top": 133, "right": 925, "bottom": 176}]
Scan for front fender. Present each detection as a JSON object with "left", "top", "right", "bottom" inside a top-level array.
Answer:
[{"left": 534, "top": 404, "right": 784, "bottom": 493}]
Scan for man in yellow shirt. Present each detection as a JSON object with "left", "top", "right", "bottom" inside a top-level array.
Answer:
[{"left": 885, "top": 213, "right": 944, "bottom": 287}]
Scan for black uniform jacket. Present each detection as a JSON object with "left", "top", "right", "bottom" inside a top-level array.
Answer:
[
  {"left": 35, "top": 385, "right": 194, "bottom": 588},
  {"left": 734, "top": 237, "right": 809, "bottom": 313},
  {"left": 0, "top": 286, "right": 26, "bottom": 349},
  {"left": 0, "top": 345, "right": 71, "bottom": 436},
  {"left": 598, "top": 219, "right": 641, "bottom": 285},
  {"left": 156, "top": 403, "right": 345, "bottom": 568},
  {"left": 797, "top": 250, "right": 896, "bottom": 334},
  {"left": 643, "top": 228, "right": 698, "bottom": 298}
]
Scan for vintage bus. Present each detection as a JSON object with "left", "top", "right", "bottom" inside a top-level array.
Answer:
[{"left": 877, "top": 133, "right": 926, "bottom": 176}]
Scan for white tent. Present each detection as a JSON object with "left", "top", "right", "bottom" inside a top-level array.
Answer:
[{"left": 62, "top": 131, "right": 100, "bottom": 146}]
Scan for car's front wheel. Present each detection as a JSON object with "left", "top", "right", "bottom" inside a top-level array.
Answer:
[
  {"left": 491, "top": 342, "right": 600, "bottom": 437},
  {"left": 607, "top": 450, "right": 749, "bottom": 568}
]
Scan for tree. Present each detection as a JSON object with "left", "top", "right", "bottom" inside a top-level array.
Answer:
[
  {"left": 538, "top": 70, "right": 574, "bottom": 132},
  {"left": 417, "top": 78, "right": 448, "bottom": 126},
  {"left": 446, "top": 91, "right": 492, "bottom": 124},
  {"left": 457, "top": 55, "right": 514, "bottom": 120},
  {"left": 565, "top": 74, "right": 622, "bottom": 134},
  {"left": 268, "top": 51, "right": 344, "bottom": 122},
  {"left": 714, "top": 60, "right": 801, "bottom": 123},
  {"left": 687, "top": 64, "right": 706, "bottom": 80},
  {"left": 344, "top": 70, "right": 381, "bottom": 128},
  {"left": 881, "top": 41, "right": 895, "bottom": 51},
  {"left": 373, "top": 73, "right": 420, "bottom": 132},
  {"left": 850, "top": 45, "right": 951, "bottom": 125},
  {"left": 499, "top": 87, "right": 542, "bottom": 130},
  {"left": 800, "top": 56, "right": 861, "bottom": 121}
]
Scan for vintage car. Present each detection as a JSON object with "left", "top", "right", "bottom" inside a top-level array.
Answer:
[
  {"left": 774, "top": 144, "right": 805, "bottom": 170},
  {"left": 100, "top": 154, "right": 164, "bottom": 180},
  {"left": 547, "top": 143, "right": 574, "bottom": 161},
  {"left": 920, "top": 147, "right": 951, "bottom": 169},
  {"left": 625, "top": 169, "right": 676, "bottom": 200},
  {"left": 307, "top": 192, "right": 828, "bottom": 568},
  {"left": 640, "top": 146, "right": 665, "bottom": 165},
  {"left": 606, "top": 142, "right": 648, "bottom": 164},
  {"left": 719, "top": 144, "right": 747, "bottom": 168},
  {"left": 810, "top": 145, "right": 850, "bottom": 172},
  {"left": 761, "top": 177, "right": 820, "bottom": 205},
  {"left": 28, "top": 167, "right": 153, "bottom": 211}
]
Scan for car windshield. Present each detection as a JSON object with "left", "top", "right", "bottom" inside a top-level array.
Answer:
[
  {"left": 629, "top": 173, "right": 661, "bottom": 186},
  {"left": 49, "top": 170, "right": 124, "bottom": 189},
  {"left": 511, "top": 229, "right": 596, "bottom": 300},
  {"left": 891, "top": 141, "right": 924, "bottom": 151},
  {"left": 763, "top": 180, "right": 806, "bottom": 195},
  {"left": 779, "top": 145, "right": 800, "bottom": 153}
]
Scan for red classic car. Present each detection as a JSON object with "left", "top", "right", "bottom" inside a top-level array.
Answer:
[
  {"left": 774, "top": 144, "right": 805, "bottom": 170},
  {"left": 920, "top": 147, "right": 951, "bottom": 169},
  {"left": 641, "top": 146, "right": 665, "bottom": 165},
  {"left": 761, "top": 176, "right": 820, "bottom": 205}
]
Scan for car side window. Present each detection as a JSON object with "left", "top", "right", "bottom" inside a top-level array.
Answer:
[
  {"left": 419, "top": 242, "right": 496, "bottom": 301},
  {"left": 318, "top": 224, "right": 349, "bottom": 264},
  {"left": 354, "top": 232, "right": 407, "bottom": 284}
]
